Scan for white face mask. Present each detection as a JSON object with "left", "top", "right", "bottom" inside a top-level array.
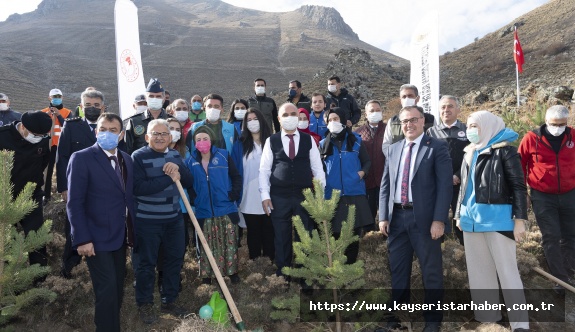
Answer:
[
  {"left": 547, "top": 124, "right": 566, "bottom": 137},
  {"left": 255, "top": 87, "right": 265, "bottom": 95},
  {"left": 328, "top": 85, "right": 337, "bottom": 93},
  {"left": 0, "top": 103, "right": 8, "bottom": 111},
  {"left": 170, "top": 130, "right": 181, "bottom": 143},
  {"left": 401, "top": 98, "right": 417, "bottom": 107},
  {"left": 327, "top": 121, "right": 344, "bottom": 134},
  {"left": 174, "top": 110, "right": 189, "bottom": 122},
  {"left": 281, "top": 116, "right": 299, "bottom": 131},
  {"left": 247, "top": 120, "right": 260, "bottom": 133},
  {"left": 366, "top": 111, "right": 383, "bottom": 123},
  {"left": 136, "top": 105, "right": 147, "bottom": 113},
  {"left": 147, "top": 97, "right": 163, "bottom": 110},
  {"left": 297, "top": 120, "right": 309, "bottom": 130},
  {"left": 205, "top": 108, "right": 221, "bottom": 122},
  {"left": 234, "top": 109, "right": 247, "bottom": 120},
  {"left": 24, "top": 132, "right": 43, "bottom": 144}
]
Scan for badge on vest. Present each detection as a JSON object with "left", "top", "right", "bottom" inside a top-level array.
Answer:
[
  {"left": 134, "top": 125, "right": 145, "bottom": 136},
  {"left": 212, "top": 157, "right": 219, "bottom": 165},
  {"left": 457, "top": 131, "right": 466, "bottom": 137}
]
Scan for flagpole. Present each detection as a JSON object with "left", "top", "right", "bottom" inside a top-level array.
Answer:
[{"left": 515, "top": 26, "right": 520, "bottom": 110}]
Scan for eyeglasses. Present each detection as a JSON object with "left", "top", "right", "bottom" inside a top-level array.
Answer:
[
  {"left": 400, "top": 117, "right": 423, "bottom": 125},
  {"left": 174, "top": 107, "right": 188, "bottom": 111},
  {"left": 150, "top": 132, "right": 170, "bottom": 137}
]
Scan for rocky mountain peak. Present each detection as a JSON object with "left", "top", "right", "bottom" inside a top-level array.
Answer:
[{"left": 296, "top": 5, "right": 358, "bottom": 39}]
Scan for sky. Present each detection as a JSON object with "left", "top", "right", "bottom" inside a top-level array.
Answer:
[{"left": 2, "top": 0, "right": 548, "bottom": 59}]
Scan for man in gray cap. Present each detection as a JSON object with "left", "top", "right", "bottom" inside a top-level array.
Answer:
[
  {"left": 124, "top": 78, "right": 169, "bottom": 154},
  {"left": 0, "top": 93, "right": 22, "bottom": 126},
  {"left": 133, "top": 94, "right": 147, "bottom": 114},
  {"left": 0, "top": 111, "right": 52, "bottom": 278}
]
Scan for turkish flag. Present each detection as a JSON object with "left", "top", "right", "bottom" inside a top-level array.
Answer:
[{"left": 514, "top": 29, "right": 524, "bottom": 73}]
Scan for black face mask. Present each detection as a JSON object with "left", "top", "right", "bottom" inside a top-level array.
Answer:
[{"left": 84, "top": 107, "right": 102, "bottom": 122}]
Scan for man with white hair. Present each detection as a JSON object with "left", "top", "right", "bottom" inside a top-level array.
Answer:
[{"left": 519, "top": 105, "right": 575, "bottom": 294}]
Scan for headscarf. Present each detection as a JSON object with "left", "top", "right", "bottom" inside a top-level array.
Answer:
[
  {"left": 320, "top": 107, "right": 356, "bottom": 157},
  {"left": 297, "top": 108, "right": 321, "bottom": 145},
  {"left": 467, "top": 110, "right": 505, "bottom": 150}
]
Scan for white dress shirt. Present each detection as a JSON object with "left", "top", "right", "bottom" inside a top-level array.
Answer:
[
  {"left": 259, "top": 129, "right": 326, "bottom": 201},
  {"left": 394, "top": 133, "right": 424, "bottom": 203},
  {"left": 240, "top": 143, "right": 265, "bottom": 214}
]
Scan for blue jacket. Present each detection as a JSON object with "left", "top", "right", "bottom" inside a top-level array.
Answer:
[
  {"left": 233, "top": 120, "right": 242, "bottom": 136},
  {"left": 309, "top": 110, "right": 327, "bottom": 138},
  {"left": 186, "top": 146, "right": 241, "bottom": 219},
  {"left": 320, "top": 132, "right": 366, "bottom": 199},
  {"left": 187, "top": 120, "right": 236, "bottom": 154}
]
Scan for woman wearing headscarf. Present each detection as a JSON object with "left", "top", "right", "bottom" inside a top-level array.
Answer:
[
  {"left": 227, "top": 99, "right": 249, "bottom": 136},
  {"left": 297, "top": 108, "right": 321, "bottom": 146},
  {"left": 186, "top": 125, "right": 243, "bottom": 285},
  {"left": 455, "top": 110, "right": 529, "bottom": 332},
  {"left": 319, "top": 107, "right": 372, "bottom": 264}
]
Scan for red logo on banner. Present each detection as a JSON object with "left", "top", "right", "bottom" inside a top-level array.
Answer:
[{"left": 120, "top": 49, "right": 140, "bottom": 82}]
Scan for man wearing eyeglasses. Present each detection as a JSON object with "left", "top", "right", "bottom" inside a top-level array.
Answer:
[
  {"left": 378, "top": 106, "right": 452, "bottom": 332},
  {"left": 124, "top": 78, "right": 169, "bottom": 154},
  {"left": 131, "top": 119, "right": 194, "bottom": 324},
  {"left": 0, "top": 111, "right": 52, "bottom": 280}
]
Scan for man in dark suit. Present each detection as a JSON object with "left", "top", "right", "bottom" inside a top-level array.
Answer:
[
  {"left": 66, "top": 113, "right": 135, "bottom": 332},
  {"left": 378, "top": 106, "right": 452, "bottom": 332},
  {"left": 56, "top": 89, "right": 104, "bottom": 278}
]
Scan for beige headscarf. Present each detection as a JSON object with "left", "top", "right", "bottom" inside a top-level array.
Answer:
[{"left": 467, "top": 110, "right": 505, "bottom": 150}]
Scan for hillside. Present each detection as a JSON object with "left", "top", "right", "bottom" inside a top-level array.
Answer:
[{"left": 0, "top": 0, "right": 406, "bottom": 112}]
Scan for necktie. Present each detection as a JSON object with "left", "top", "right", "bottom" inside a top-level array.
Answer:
[
  {"left": 109, "top": 155, "right": 124, "bottom": 189},
  {"left": 287, "top": 134, "right": 295, "bottom": 159},
  {"left": 89, "top": 123, "right": 97, "bottom": 130},
  {"left": 400, "top": 142, "right": 415, "bottom": 205}
]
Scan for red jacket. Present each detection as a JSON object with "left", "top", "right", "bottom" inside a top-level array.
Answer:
[
  {"left": 518, "top": 126, "right": 575, "bottom": 194},
  {"left": 354, "top": 121, "right": 386, "bottom": 190}
]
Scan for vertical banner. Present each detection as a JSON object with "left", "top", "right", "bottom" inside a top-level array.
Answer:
[
  {"left": 114, "top": 0, "right": 145, "bottom": 119},
  {"left": 409, "top": 11, "right": 440, "bottom": 124}
]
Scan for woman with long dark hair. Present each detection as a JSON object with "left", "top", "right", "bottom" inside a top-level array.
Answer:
[{"left": 227, "top": 99, "right": 249, "bottom": 136}]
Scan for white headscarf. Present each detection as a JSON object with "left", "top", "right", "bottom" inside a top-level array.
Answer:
[{"left": 467, "top": 110, "right": 505, "bottom": 150}]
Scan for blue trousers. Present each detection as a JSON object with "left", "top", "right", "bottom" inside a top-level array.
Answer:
[{"left": 135, "top": 218, "right": 185, "bottom": 305}]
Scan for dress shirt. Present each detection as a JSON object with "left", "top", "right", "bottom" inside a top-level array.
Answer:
[
  {"left": 102, "top": 148, "right": 119, "bottom": 169},
  {"left": 394, "top": 133, "right": 424, "bottom": 203},
  {"left": 259, "top": 129, "right": 325, "bottom": 201}
]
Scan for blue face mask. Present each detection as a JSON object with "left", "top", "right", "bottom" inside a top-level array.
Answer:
[
  {"left": 97, "top": 131, "right": 120, "bottom": 150},
  {"left": 192, "top": 101, "right": 202, "bottom": 111},
  {"left": 289, "top": 89, "right": 297, "bottom": 98},
  {"left": 466, "top": 127, "right": 481, "bottom": 144},
  {"left": 51, "top": 98, "right": 62, "bottom": 106}
]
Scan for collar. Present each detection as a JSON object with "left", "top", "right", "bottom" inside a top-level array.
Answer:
[
  {"left": 103, "top": 148, "right": 118, "bottom": 159},
  {"left": 404, "top": 133, "right": 424, "bottom": 147},
  {"left": 439, "top": 119, "right": 461, "bottom": 129},
  {"left": 281, "top": 129, "right": 299, "bottom": 137}
]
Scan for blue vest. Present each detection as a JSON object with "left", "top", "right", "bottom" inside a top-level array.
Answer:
[
  {"left": 320, "top": 132, "right": 366, "bottom": 199},
  {"left": 309, "top": 110, "right": 327, "bottom": 138},
  {"left": 269, "top": 132, "right": 313, "bottom": 196}
]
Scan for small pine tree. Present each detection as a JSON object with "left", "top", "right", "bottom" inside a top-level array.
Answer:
[
  {"left": 0, "top": 150, "right": 56, "bottom": 326},
  {"left": 271, "top": 180, "right": 365, "bottom": 332}
]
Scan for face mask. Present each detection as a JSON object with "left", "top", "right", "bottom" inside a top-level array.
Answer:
[
  {"left": 96, "top": 131, "right": 120, "bottom": 150},
  {"left": 255, "top": 86, "right": 265, "bottom": 95},
  {"left": 51, "top": 98, "right": 62, "bottom": 106},
  {"left": 547, "top": 124, "right": 566, "bottom": 137},
  {"left": 366, "top": 112, "right": 383, "bottom": 123},
  {"left": 196, "top": 140, "right": 211, "bottom": 153},
  {"left": 327, "top": 121, "right": 344, "bottom": 134},
  {"left": 289, "top": 89, "right": 297, "bottom": 98},
  {"left": 0, "top": 104, "right": 8, "bottom": 111},
  {"left": 234, "top": 109, "right": 247, "bottom": 120},
  {"left": 192, "top": 101, "right": 202, "bottom": 111},
  {"left": 147, "top": 97, "right": 163, "bottom": 110},
  {"left": 175, "top": 110, "right": 189, "bottom": 122},
  {"left": 24, "top": 132, "right": 44, "bottom": 144},
  {"left": 328, "top": 85, "right": 337, "bottom": 93},
  {"left": 466, "top": 127, "right": 481, "bottom": 144},
  {"left": 84, "top": 106, "right": 102, "bottom": 122},
  {"left": 136, "top": 105, "right": 147, "bottom": 113},
  {"left": 281, "top": 116, "right": 299, "bottom": 131},
  {"left": 205, "top": 108, "right": 221, "bottom": 122},
  {"left": 297, "top": 120, "right": 309, "bottom": 130},
  {"left": 247, "top": 120, "right": 260, "bottom": 133},
  {"left": 401, "top": 98, "right": 417, "bottom": 107},
  {"left": 170, "top": 130, "right": 181, "bottom": 142}
]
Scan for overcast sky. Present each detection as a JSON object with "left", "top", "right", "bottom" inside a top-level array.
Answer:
[{"left": 2, "top": 0, "right": 547, "bottom": 59}]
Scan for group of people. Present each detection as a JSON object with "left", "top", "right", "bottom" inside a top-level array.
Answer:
[{"left": 0, "top": 76, "right": 573, "bottom": 332}]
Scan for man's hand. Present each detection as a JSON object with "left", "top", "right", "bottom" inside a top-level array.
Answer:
[
  {"left": 262, "top": 199, "right": 273, "bottom": 216},
  {"left": 50, "top": 106, "right": 61, "bottom": 116},
  {"left": 61, "top": 190, "right": 68, "bottom": 202},
  {"left": 346, "top": 120, "right": 352, "bottom": 127},
  {"left": 514, "top": 219, "right": 526, "bottom": 243},
  {"left": 358, "top": 171, "right": 365, "bottom": 180},
  {"left": 163, "top": 162, "right": 179, "bottom": 175},
  {"left": 167, "top": 170, "right": 180, "bottom": 182},
  {"left": 379, "top": 220, "right": 389, "bottom": 236},
  {"left": 453, "top": 175, "right": 461, "bottom": 185},
  {"left": 430, "top": 221, "right": 445, "bottom": 240},
  {"left": 77, "top": 243, "right": 95, "bottom": 257}
]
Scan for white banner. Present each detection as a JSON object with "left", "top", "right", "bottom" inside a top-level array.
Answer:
[
  {"left": 114, "top": 0, "right": 145, "bottom": 119},
  {"left": 409, "top": 11, "right": 440, "bottom": 125}
]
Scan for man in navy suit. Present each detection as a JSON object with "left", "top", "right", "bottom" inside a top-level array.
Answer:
[
  {"left": 66, "top": 113, "right": 135, "bottom": 332},
  {"left": 378, "top": 106, "right": 452, "bottom": 332}
]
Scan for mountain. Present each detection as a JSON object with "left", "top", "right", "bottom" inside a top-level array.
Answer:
[{"left": 0, "top": 0, "right": 406, "bottom": 112}]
